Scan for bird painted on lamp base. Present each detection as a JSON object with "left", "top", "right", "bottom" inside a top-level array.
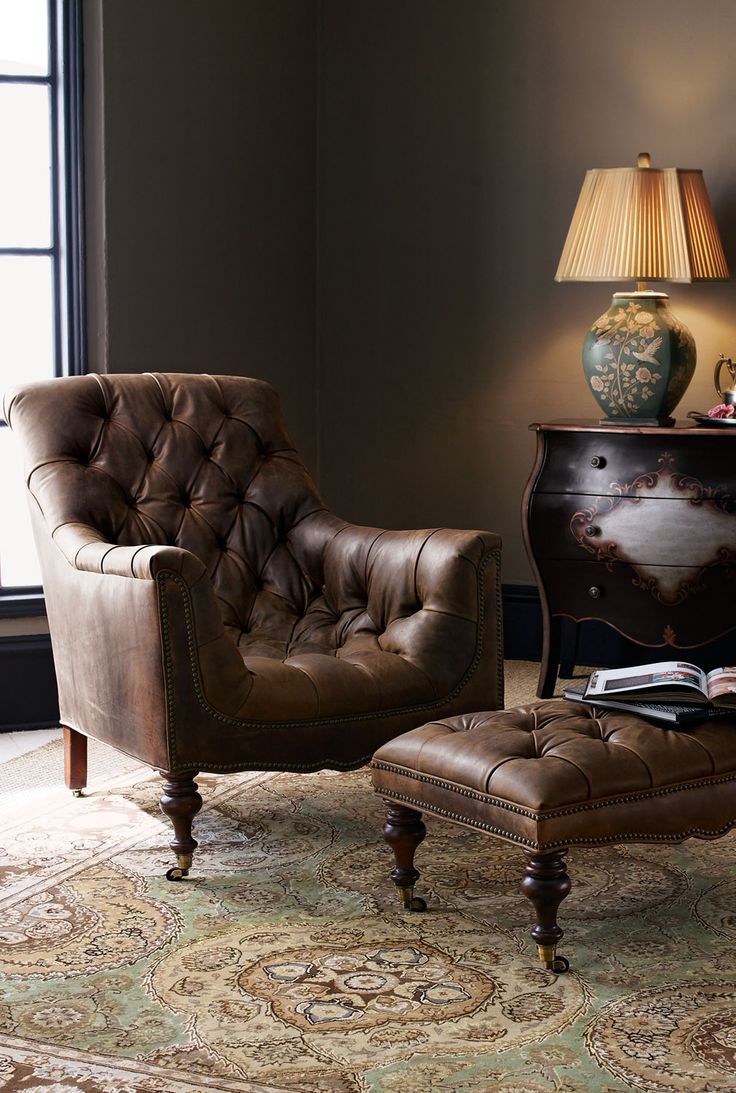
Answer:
[{"left": 632, "top": 337, "right": 663, "bottom": 366}]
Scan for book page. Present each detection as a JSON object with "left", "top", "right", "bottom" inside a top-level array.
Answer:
[
  {"left": 705, "top": 667, "right": 736, "bottom": 702},
  {"left": 585, "top": 661, "right": 706, "bottom": 697}
]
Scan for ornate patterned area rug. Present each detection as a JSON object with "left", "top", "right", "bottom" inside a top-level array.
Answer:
[{"left": 0, "top": 665, "right": 735, "bottom": 1091}]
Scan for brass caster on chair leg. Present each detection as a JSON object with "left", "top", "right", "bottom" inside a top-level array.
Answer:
[
  {"left": 398, "top": 886, "right": 427, "bottom": 912},
  {"left": 71, "top": 789, "right": 83, "bottom": 798},
  {"left": 160, "top": 771, "right": 201, "bottom": 883},
  {"left": 165, "top": 853, "right": 192, "bottom": 882},
  {"left": 537, "top": 944, "right": 569, "bottom": 973}
]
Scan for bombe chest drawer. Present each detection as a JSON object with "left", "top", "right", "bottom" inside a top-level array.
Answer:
[{"left": 522, "top": 420, "right": 736, "bottom": 697}]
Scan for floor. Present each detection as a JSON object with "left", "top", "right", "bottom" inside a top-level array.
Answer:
[{"left": 0, "top": 726, "right": 61, "bottom": 762}]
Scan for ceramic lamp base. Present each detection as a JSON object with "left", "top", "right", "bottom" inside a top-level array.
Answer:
[{"left": 583, "top": 291, "right": 696, "bottom": 422}]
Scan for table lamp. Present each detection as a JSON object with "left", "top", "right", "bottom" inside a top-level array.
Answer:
[{"left": 556, "top": 153, "right": 729, "bottom": 424}]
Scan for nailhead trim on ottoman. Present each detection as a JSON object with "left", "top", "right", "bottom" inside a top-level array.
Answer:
[{"left": 371, "top": 700, "right": 736, "bottom": 851}]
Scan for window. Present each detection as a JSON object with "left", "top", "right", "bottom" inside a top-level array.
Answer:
[{"left": 0, "top": 0, "right": 84, "bottom": 611}]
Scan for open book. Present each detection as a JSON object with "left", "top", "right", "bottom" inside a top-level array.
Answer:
[
  {"left": 563, "top": 681, "right": 734, "bottom": 726},
  {"left": 584, "top": 661, "right": 736, "bottom": 708}
]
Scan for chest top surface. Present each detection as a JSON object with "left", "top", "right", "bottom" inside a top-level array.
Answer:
[{"left": 530, "top": 419, "right": 734, "bottom": 436}]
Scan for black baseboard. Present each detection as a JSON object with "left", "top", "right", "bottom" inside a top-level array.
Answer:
[
  {"left": 502, "top": 584, "right": 543, "bottom": 661},
  {"left": 0, "top": 634, "right": 59, "bottom": 732}
]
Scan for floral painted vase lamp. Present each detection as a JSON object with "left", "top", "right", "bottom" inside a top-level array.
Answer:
[{"left": 555, "top": 153, "right": 729, "bottom": 424}]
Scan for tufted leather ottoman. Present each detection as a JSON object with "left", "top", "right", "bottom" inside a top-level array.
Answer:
[{"left": 371, "top": 700, "right": 736, "bottom": 972}]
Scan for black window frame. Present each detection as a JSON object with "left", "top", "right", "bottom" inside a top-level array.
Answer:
[{"left": 0, "top": 0, "right": 85, "bottom": 618}]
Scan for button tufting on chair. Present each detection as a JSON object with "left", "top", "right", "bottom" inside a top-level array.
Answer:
[{"left": 4, "top": 372, "right": 503, "bottom": 879}]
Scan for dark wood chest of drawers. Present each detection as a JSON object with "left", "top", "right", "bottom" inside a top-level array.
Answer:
[{"left": 522, "top": 420, "right": 736, "bottom": 697}]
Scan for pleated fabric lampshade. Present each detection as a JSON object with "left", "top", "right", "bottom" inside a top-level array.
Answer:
[{"left": 556, "top": 153, "right": 729, "bottom": 423}]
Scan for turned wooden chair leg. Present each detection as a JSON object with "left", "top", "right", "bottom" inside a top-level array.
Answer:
[
  {"left": 521, "top": 848, "right": 572, "bottom": 972},
  {"left": 159, "top": 771, "right": 203, "bottom": 881},
  {"left": 382, "top": 803, "right": 427, "bottom": 911},
  {"left": 63, "top": 726, "right": 87, "bottom": 797}
]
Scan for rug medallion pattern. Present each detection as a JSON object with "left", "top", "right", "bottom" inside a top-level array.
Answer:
[{"left": 0, "top": 760, "right": 735, "bottom": 1091}]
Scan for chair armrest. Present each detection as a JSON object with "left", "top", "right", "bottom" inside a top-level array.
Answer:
[
  {"left": 320, "top": 524, "right": 503, "bottom": 705},
  {"left": 52, "top": 522, "right": 207, "bottom": 584},
  {"left": 43, "top": 522, "right": 253, "bottom": 766}
]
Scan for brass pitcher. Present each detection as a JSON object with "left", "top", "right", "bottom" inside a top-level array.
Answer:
[{"left": 714, "top": 354, "right": 736, "bottom": 406}]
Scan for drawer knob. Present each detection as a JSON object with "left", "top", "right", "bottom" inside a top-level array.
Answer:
[
  {"left": 590, "top": 455, "right": 606, "bottom": 468},
  {"left": 588, "top": 585, "right": 602, "bottom": 599},
  {"left": 584, "top": 524, "right": 600, "bottom": 537}
]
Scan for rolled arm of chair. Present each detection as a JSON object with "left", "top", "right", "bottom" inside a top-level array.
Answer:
[
  {"left": 320, "top": 523, "right": 504, "bottom": 709},
  {"left": 52, "top": 522, "right": 207, "bottom": 583},
  {"left": 45, "top": 522, "right": 253, "bottom": 766}
]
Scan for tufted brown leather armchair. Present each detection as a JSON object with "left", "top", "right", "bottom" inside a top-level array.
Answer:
[{"left": 5, "top": 373, "right": 503, "bottom": 877}]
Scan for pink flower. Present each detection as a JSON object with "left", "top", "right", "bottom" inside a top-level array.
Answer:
[
  {"left": 708, "top": 403, "right": 735, "bottom": 418},
  {"left": 635, "top": 367, "right": 652, "bottom": 383}
]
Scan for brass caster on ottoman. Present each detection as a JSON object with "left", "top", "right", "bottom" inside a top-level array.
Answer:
[
  {"left": 165, "top": 853, "right": 192, "bottom": 882},
  {"left": 398, "top": 886, "right": 427, "bottom": 912},
  {"left": 537, "top": 944, "right": 570, "bottom": 974}
]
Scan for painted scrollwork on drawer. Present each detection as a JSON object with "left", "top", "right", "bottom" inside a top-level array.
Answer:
[{"left": 570, "top": 453, "right": 736, "bottom": 606}]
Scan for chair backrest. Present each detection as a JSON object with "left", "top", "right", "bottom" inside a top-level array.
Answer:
[{"left": 5, "top": 373, "right": 328, "bottom": 634}]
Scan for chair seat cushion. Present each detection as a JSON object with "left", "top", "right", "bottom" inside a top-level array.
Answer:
[
  {"left": 371, "top": 700, "right": 736, "bottom": 850},
  {"left": 238, "top": 650, "right": 436, "bottom": 720}
]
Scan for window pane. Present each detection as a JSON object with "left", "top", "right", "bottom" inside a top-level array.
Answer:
[
  {"left": 0, "top": 84, "right": 52, "bottom": 247},
  {"left": 0, "top": 426, "right": 41, "bottom": 587},
  {"left": 0, "top": 0, "right": 48, "bottom": 76},
  {"left": 0, "top": 256, "right": 54, "bottom": 393}
]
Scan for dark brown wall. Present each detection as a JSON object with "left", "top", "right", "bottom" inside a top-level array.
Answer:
[
  {"left": 83, "top": 0, "right": 736, "bottom": 582},
  {"left": 318, "top": 0, "right": 736, "bottom": 580},
  {"left": 84, "top": 0, "right": 319, "bottom": 468}
]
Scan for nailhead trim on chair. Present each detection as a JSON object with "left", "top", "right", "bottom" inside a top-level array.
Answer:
[
  {"left": 156, "top": 547, "right": 503, "bottom": 772},
  {"left": 371, "top": 759, "right": 736, "bottom": 820},
  {"left": 374, "top": 785, "right": 736, "bottom": 851}
]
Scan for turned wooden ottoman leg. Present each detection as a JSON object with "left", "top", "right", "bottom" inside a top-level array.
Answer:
[
  {"left": 382, "top": 804, "right": 427, "bottom": 911},
  {"left": 160, "top": 771, "right": 203, "bottom": 881},
  {"left": 521, "top": 849, "right": 572, "bottom": 972},
  {"left": 63, "top": 726, "right": 87, "bottom": 797}
]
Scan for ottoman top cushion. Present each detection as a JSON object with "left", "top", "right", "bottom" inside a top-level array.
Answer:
[{"left": 372, "top": 700, "right": 736, "bottom": 813}]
